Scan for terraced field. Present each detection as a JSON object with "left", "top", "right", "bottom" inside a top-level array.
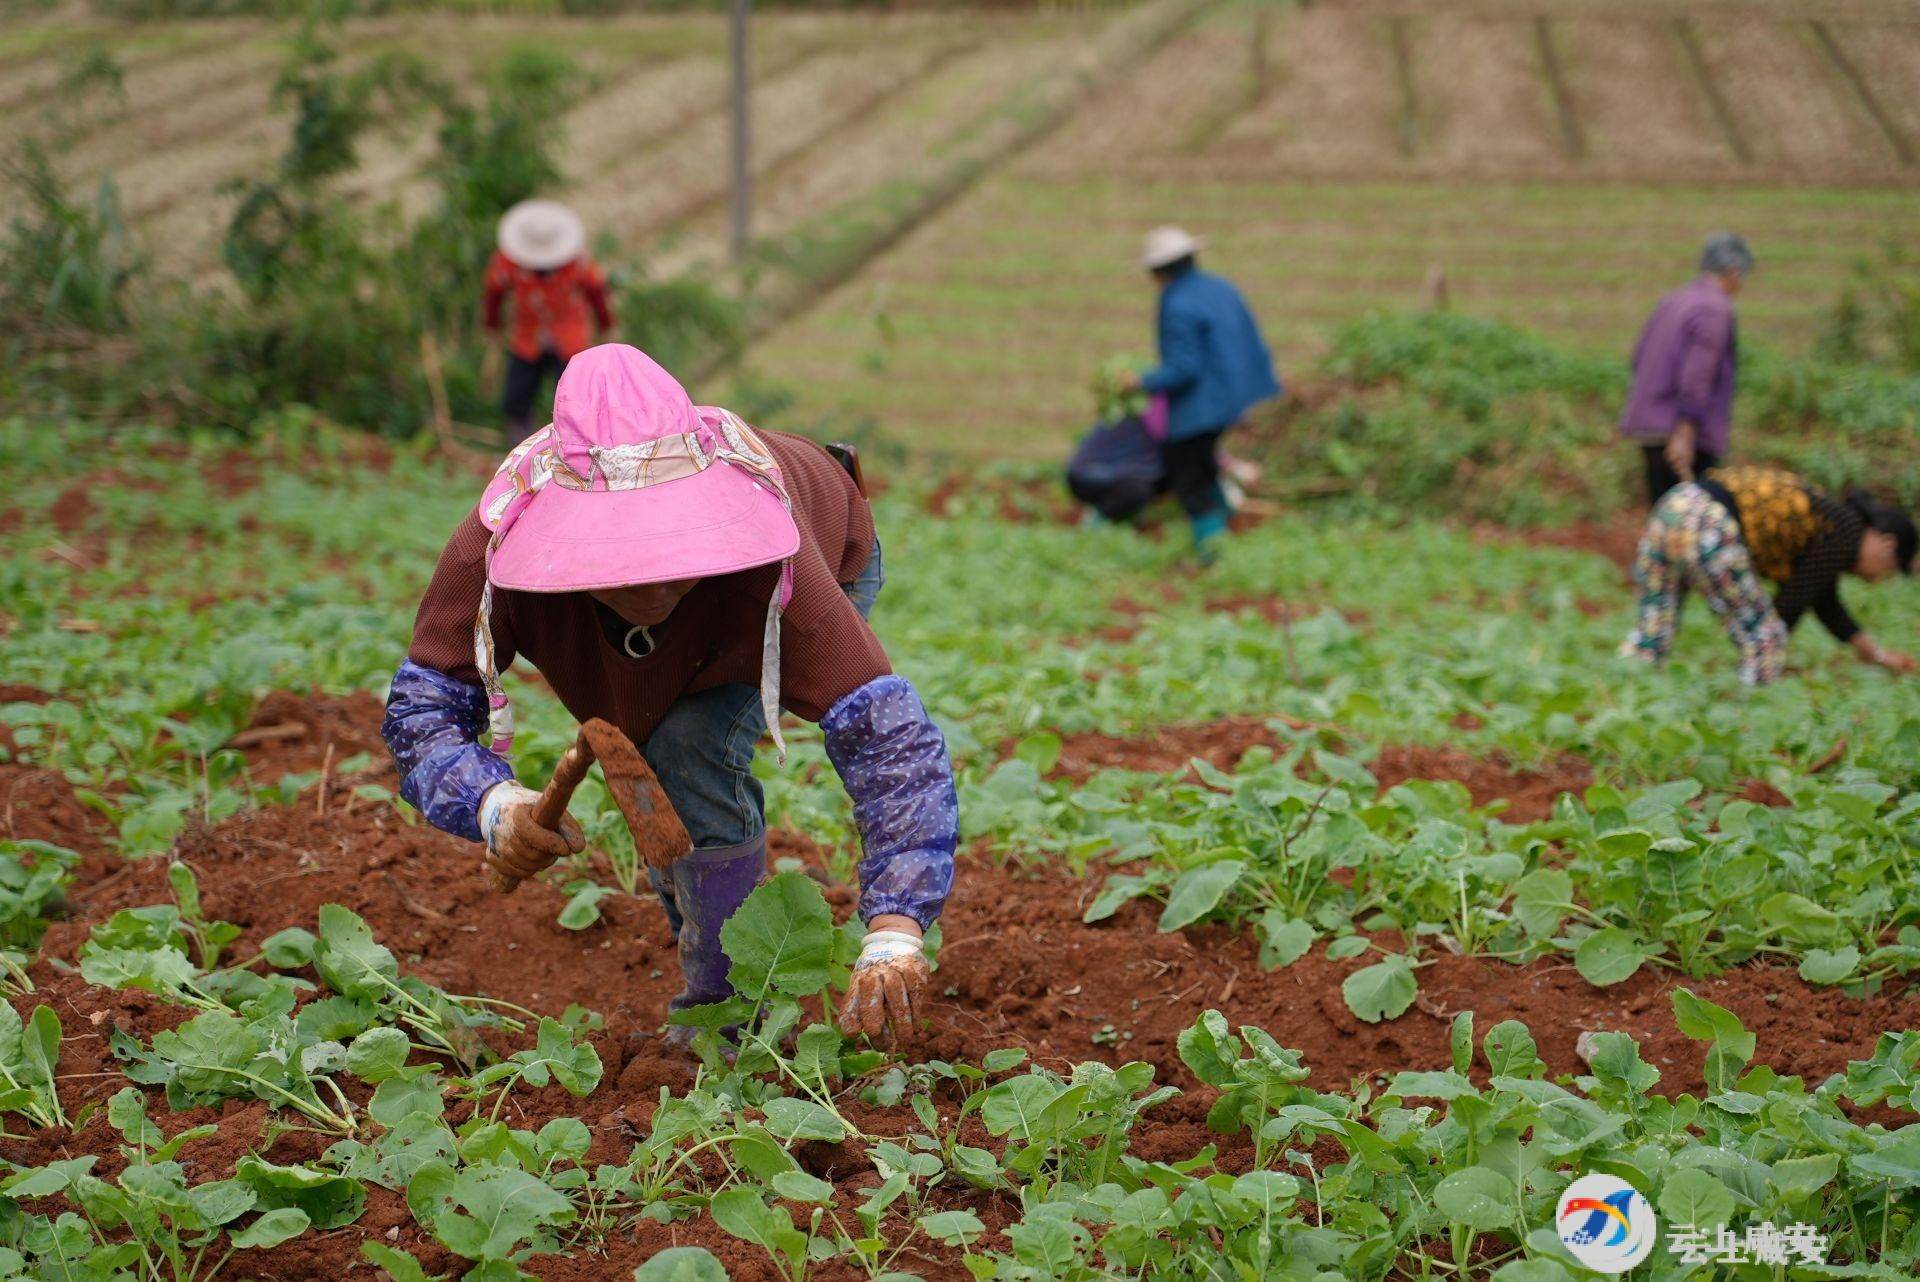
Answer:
[
  {"left": 0, "top": 7, "right": 1142, "bottom": 276},
  {"left": 735, "top": 0, "right": 1920, "bottom": 455},
  {"left": 739, "top": 178, "right": 1919, "bottom": 454},
  {"left": 7, "top": 0, "right": 1918, "bottom": 455}
]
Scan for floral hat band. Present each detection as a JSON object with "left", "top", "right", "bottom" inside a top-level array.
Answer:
[{"left": 471, "top": 403, "right": 800, "bottom": 761}]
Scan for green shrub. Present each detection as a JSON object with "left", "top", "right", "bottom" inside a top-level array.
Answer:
[{"left": 1266, "top": 311, "right": 1920, "bottom": 524}]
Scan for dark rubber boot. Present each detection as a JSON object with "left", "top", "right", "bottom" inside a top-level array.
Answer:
[{"left": 661, "top": 835, "right": 766, "bottom": 1042}]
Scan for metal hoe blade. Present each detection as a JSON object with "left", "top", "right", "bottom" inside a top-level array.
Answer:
[
  {"left": 576, "top": 718, "right": 690, "bottom": 871},
  {"left": 490, "top": 717, "right": 690, "bottom": 894}
]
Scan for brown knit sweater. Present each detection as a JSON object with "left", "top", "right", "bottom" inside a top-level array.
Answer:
[{"left": 407, "top": 430, "right": 889, "bottom": 741}]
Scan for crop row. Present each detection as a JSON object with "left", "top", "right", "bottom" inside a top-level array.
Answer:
[
  {"left": 6, "top": 397, "right": 1920, "bottom": 1275},
  {"left": 740, "top": 170, "right": 1919, "bottom": 452},
  {"left": 7, "top": 849, "right": 1920, "bottom": 1278}
]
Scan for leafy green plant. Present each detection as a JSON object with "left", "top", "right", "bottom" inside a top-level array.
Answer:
[
  {"left": 0, "top": 1117, "right": 324, "bottom": 1282},
  {"left": 112, "top": 1006, "right": 359, "bottom": 1136},
  {"left": 460, "top": 1017, "right": 603, "bottom": 1122},
  {"left": 0, "top": 840, "right": 78, "bottom": 993},
  {"left": 1091, "top": 353, "right": 1150, "bottom": 422},
  {"left": 407, "top": 1158, "right": 576, "bottom": 1281},
  {"left": 0, "top": 1003, "right": 67, "bottom": 1132}
]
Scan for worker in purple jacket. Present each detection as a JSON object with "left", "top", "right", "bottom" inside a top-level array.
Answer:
[{"left": 1620, "top": 233, "right": 1753, "bottom": 503}]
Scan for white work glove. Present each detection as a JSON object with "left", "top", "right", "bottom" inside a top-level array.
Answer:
[
  {"left": 840, "top": 928, "right": 930, "bottom": 1039},
  {"left": 479, "top": 781, "right": 584, "bottom": 883}
]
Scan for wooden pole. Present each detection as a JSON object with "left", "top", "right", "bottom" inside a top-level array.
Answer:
[
  {"left": 420, "top": 332, "right": 457, "bottom": 454},
  {"left": 729, "top": 0, "right": 751, "bottom": 261}
]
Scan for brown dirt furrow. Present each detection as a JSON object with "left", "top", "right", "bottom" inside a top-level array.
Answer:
[
  {"left": 0, "top": 28, "right": 239, "bottom": 119},
  {"left": 573, "top": 36, "right": 957, "bottom": 246},
  {"left": 1824, "top": 21, "right": 1920, "bottom": 161},
  {"left": 0, "top": 762, "right": 114, "bottom": 859},
  {"left": 1554, "top": 17, "right": 1740, "bottom": 173},
  {"left": 111, "top": 118, "right": 285, "bottom": 225},
  {"left": 1414, "top": 15, "right": 1565, "bottom": 173},
  {"left": 9, "top": 791, "right": 1915, "bottom": 1280},
  {"left": 1474, "top": 510, "right": 1646, "bottom": 574},
  {"left": 1046, "top": 715, "right": 1293, "bottom": 784},
  {"left": 1209, "top": 9, "right": 1403, "bottom": 172},
  {"left": 1373, "top": 743, "right": 1592, "bottom": 822},
  {"left": 61, "top": 44, "right": 282, "bottom": 181},
  {"left": 927, "top": 853, "right": 1920, "bottom": 1102},
  {"left": 1035, "top": 718, "right": 1592, "bottom": 824},
  {"left": 654, "top": 30, "right": 1079, "bottom": 277},
  {"left": 1698, "top": 20, "right": 1905, "bottom": 178},
  {"left": 1031, "top": 24, "right": 1249, "bottom": 170},
  {"left": 235, "top": 689, "right": 393, "bottom": 786},
  {"left": 555, "top": 52, "right": 734, "bottom": 174}
]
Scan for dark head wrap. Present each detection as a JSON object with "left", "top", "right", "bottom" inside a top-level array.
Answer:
[{"left": 1845, "top": 488, "right": 1916, "bottom": 575}]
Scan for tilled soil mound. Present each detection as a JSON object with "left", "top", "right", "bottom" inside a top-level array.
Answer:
[
  {"left": 1475, "top": 512, "right": 1646, "bottom": 574},
  {"left": 4, "top": 702, "right": 1912, "bottom": 1280},
  {"left": 1044, "top": 719, "right": 1591, "bottom": 824},
  {"left": 931, "top": 855, "right": 1919, "bottom": 1101},
  {"left": 2, "top": 762, "right": 114, "bottom": 855},
  {"left": 235, "top": 688, "right": 392, "bottom": 784}
]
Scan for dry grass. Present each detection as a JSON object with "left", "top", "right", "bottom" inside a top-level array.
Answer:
[
  {"left": 1413, "top": 15, "right": 1563, "bottom": 172},
  {"left": 1700, "top": 21, "right": 1904, "bottom": 179},
  {"left": 1034, "top": 24, "right": 1249, "bottom": 166},
  {"left": 1553, "top": 19, "right": 1737, "bottom": 176},
  {"left": 1211, "top": 9, "right": 1403, "bottom": 171},
  {"left": 1820, "top": 21, "right": 1920, "bottom": 161}
]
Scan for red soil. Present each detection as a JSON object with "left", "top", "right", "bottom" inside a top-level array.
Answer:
[
  {"left": 926, "top": 474, "right": 1078, "bottom": 527},
  {"left": 1049, "top": 715, "right": 1291, "bottom": 783},
  {"left": 1372, "top": 744, "right": 1592, "bottom": 824},
  {"left": 1476, "top": 512, "right": 1645, "bottom": 574},
  {"left": 0, "top": 685, "right": 59, "bottom": 760},
  {"left": 0, "top": 699, "right": 1905, "bottom": 1280},
  {"left": 12, "top": 797, "right": 1913, "bottom": 1281},
  {"left": 236, "top": 689, "right": 392, "bottom": 784},
  {"left": 0, "top": 762, "right": 114, "bottom": 857},
  {"left": 1736, "top": 778, "right": 1793, "bottom": 808},
  {"left": 49, "top": 482, "right": 101, "bottom": 537},
  {"left": 1044, "top": 721, "right": 1591, "bottom": 825},
  {"left": 928, "top": 854, "right": 1919, "bottom": 1102}
]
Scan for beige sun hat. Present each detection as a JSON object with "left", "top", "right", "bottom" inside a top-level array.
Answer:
[
  {"left": 497, "top": 200, "right": 587, "bottom": 271},
  {"left": 1140, "top": 225, "right": 1203, "bottom": 270}
]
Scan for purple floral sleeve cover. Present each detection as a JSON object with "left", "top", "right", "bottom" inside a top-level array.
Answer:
[
  {"left": 822, "top": 675, "right": 958, "bottom": 932},
  {"left": 382, "top": 660, "right": 516, "bottom": 842}
]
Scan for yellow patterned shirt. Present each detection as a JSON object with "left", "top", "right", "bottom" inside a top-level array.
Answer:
[{"left": 1699, "top": 467, "right": 1864, "bottom": 640}]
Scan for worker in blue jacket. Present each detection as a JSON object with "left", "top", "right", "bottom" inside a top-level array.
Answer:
[{"left": 1125, "top": 227, "right": 1280, "bottom": 564}]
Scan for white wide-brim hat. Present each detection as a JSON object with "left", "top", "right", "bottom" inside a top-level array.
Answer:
[
  {"left": 1141, "top": 225, "right": 1203, "bottom": 270},
  {"left": 498, "top": 200, "right": 587, "bottom": 271}
]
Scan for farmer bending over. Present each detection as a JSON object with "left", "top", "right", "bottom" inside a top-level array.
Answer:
[
  {"left": 1620, "top": 465, "right": 1916, "bottom": 683},
  {"left": 382, "top": 344, "right": 956, "bottom": 1041},
  {"left": 1122, "top": 226, "right": 1279, "bottom": 566},
  {"left": 1620, "top": 233, "right": 1752, "bottom": 504},
  {"left": 484, "top": 200, "right": 617, "bottom": 446}
]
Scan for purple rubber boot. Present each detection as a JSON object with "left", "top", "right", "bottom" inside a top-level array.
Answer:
[{"left": 660, "top": 834, "right": 766, "bottom": 1043}]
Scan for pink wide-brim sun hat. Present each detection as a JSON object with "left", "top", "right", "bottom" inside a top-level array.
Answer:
[{"left": 484, "top": 345, "right": 800, "bottom": 594}]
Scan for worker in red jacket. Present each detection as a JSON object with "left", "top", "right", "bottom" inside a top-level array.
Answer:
[{"left": 484, "top": 200, "right": 617, "bottom": 445}]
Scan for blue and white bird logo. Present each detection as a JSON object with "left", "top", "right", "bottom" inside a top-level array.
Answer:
[{"left": 1557, "top": 1174, "right": 1658, "bottom": 1273}]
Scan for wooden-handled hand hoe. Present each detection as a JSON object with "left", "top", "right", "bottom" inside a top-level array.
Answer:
[{"left": 489, "top": 717, "right": 690, "bottom": 894}]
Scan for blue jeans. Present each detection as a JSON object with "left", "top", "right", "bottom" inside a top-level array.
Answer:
[{"left": 646, "top": 540, "right": 883, "bottom": 925}]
